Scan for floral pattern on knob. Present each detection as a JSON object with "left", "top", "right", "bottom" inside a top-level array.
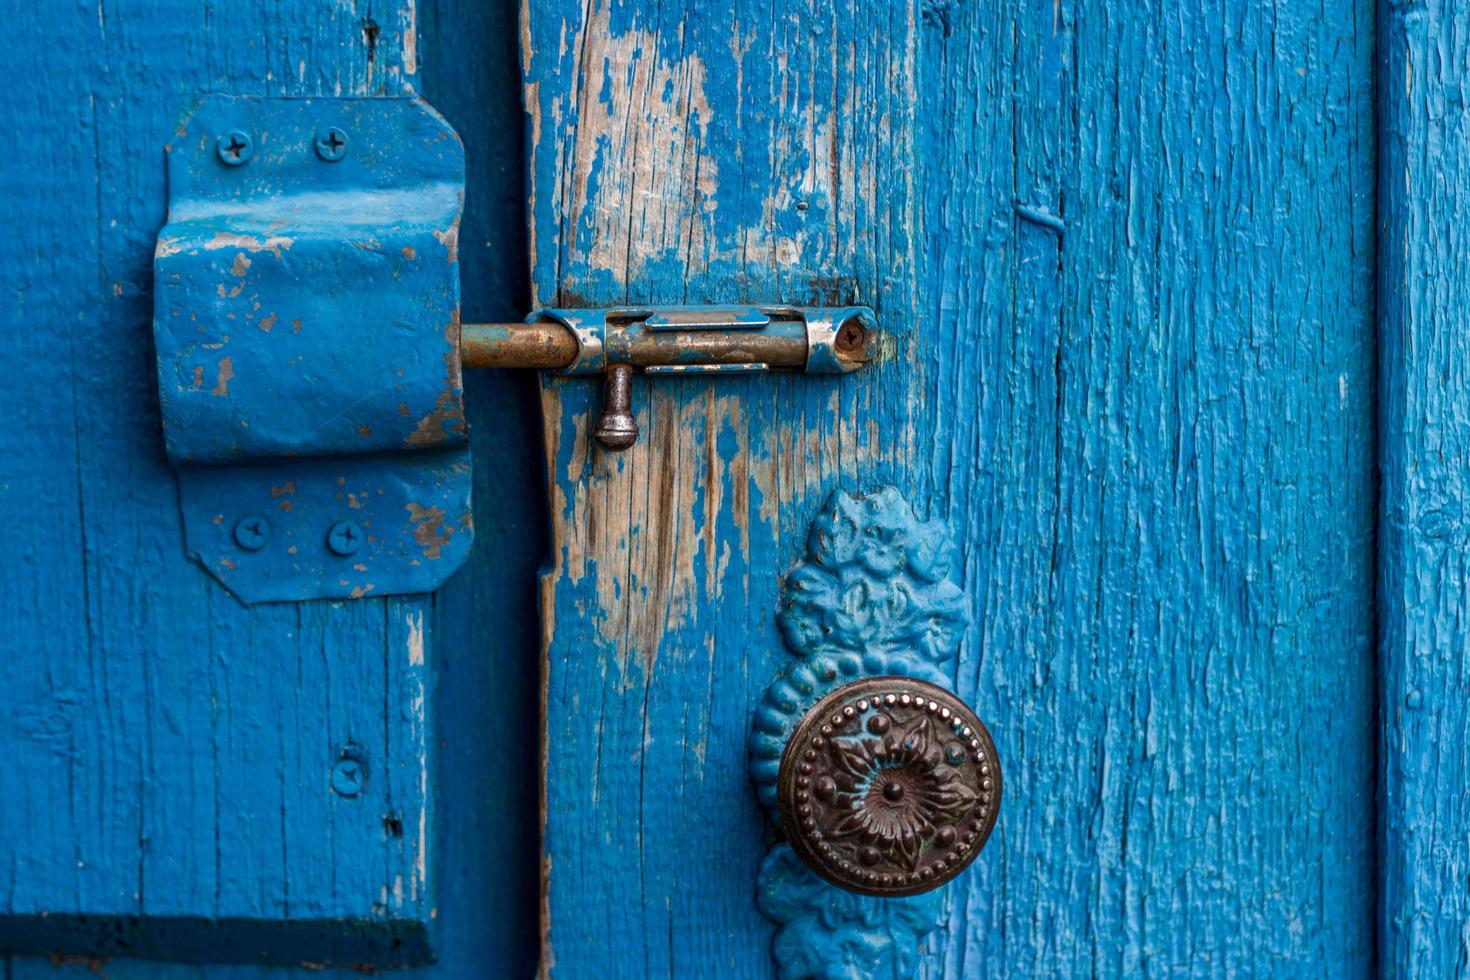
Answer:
[
  {"left": 779, "top": 676, "right": 999, "bottom": 896},
  {"left": 749, "top": 489, "right": 971, "bottom": 814}
]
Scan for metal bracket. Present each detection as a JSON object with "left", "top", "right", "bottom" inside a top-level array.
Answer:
[{"left": 152, "top": 95, "right": 471, "bottom": 604}]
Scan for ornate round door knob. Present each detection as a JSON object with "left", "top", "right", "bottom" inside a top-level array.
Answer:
[{"left": 777, "top": 675, "right": 1001, "bottom": 897}]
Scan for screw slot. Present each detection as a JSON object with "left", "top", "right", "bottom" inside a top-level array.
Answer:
[
  {"left": 834, "top": 317, "right": 868, "bottom": 355},
  {"left": 315, "top": 127, "right": 348, "bottom": 162},
  {"left": 216, "top": 130, "right": 253, "bottom": 166},
  {"left": 331, "top": 755, "right": 366, "bottom": 798},
  {"left": 327, "top": 520, "right": 364, "bottom": 556},
  {"left": 232, "top": 515, "right": 271, "bottom": 551}
]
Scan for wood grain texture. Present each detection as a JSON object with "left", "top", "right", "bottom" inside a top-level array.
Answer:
[
  {"left": 0, "top": 0, "right": 431, "bottom": 962},
  {"left": 924, "top": 1, "right": 1378, "bottom": 975},
  {"left": 0, "top": 0, "right": 540, "bottom": 973},
  {"left": 1378, "top": 2, "right": 1470, "bottom": 975},
  {"left": 528, "top": 0, "right": 926, "bottom": 974},
  {"left": 528, "top": 0, "right": 1378, "bottom": 975}
]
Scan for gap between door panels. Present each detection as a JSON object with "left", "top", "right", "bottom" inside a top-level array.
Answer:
[
  {"left": 418, "top": 0, "right": 548, "bottom": 976},
  {"left": 1373, "top": 3, "right": 1470, "bottom": 976}
]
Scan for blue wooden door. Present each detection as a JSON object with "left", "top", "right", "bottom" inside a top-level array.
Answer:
[
  {"left": 0, "top": 0, "right": 543, "bottom": 976},
  {"left": 5, "top": 0, "right": 1466, "bottom": 977},
  {"left": 523, "top": 0, "right": 1378, "bottom": 976}
]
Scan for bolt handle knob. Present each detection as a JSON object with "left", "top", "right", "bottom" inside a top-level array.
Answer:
[
  {"left": 777, "top": 676, "right": 1001, "bottom": 897},
  {"left": 594, "top": 363, "right": 638, "bottom": 451}
]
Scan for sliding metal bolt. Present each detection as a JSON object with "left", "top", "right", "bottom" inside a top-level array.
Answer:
[{"left": 594, "top": 364, "right": 638, "bottom": 452}]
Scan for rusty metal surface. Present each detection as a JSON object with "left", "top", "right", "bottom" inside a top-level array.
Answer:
[
  {"left": 604, "top": 317, "right": 806, "bottom": 368},
  {"left": 461, "top": 315, "right": 851, "bottom": 370},
  {"left": 592, "top": 363, "right": 638, "bottom": 451},
  {"left": 468, "top": 307, "right": 875, "bottom": 373},
  {"left": 462, "top": 310, "right": 875, "bottom": 452},
  {"left": 461, "top": 320, "right": 579, "bottom": 369},
  {"left": 776, "top": 676, "right": 1001, "bottom": 898}
]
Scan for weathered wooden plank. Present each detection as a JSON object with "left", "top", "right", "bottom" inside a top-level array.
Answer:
[
  {"left": 528, "top": 0, "right": 1376, "bottom": 975},
  {"left": 0, "top": 0, "right": 439, "bottom": 966},
  {"left": 925, "top": 1, "right": 1378, "bottom": 974},
  {"left": 7, "top": 1, "right": 543, "bottom": 975},
  {"left": 527, "top": 1, "right": 925, "bottom": 975},
  {"left": 1378, "top": 2, "right": 1470, "bottom": 975}
]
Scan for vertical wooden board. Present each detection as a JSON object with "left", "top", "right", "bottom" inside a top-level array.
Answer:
[
  {"left": 0, "top": 0, "right": 437, "bottom": 964},
  {"left": 7, "top": 0, "right": 544, "bottom": 976},
  {"left": 526, "top": 0, "right": 923, "bottom": 974},
  {"left": 1378, "top": 2, "right": 1470, "bottom": 974},
  {"left": 417, "top": 0, "right": 547, "bottom": 973},
  {"left": 923, "top": 1, "right": 1378, "bottom": 975},
  {"left": 527, "top": 0, "right": 1376, "bottom": 977}
]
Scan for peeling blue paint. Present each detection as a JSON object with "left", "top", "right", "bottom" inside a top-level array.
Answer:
[
  {"left": 529, "top": 0, "right": 1377, "bottom": 975},
  {"left": 153, "top": 95, "right": 472, "bottom": 603}
]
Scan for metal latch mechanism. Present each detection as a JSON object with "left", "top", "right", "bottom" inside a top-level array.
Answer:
[
  {"left": 152, "top": 95, "right": 876, "bottom": 603},
  {"left": 459, "top": 307, "right": 874, "bottom": 450}
]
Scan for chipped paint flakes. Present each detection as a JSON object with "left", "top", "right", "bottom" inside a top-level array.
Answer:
[
  {"left": 432, "top": 226, "right": 459, "bottom": 263},
  {"left": 155, "top": 231, "right": 294, "bottom": 259},
  {"left": 405, "top": 503, "right": 452, "bottom": 560},
  {"left": 563, "top": 2, "right": 719, "bottom": 282},
  {"left": 407, "top": 611, "right": 425, "bottom": 667},
  {"left": 210, "top": 357, "right": 234, "bottom": 397},
  {"left": 404, "top": 389, "right": 464, "bottom": 447},
  {"left": 405, "top": 316, "right": 467, "bottom": 447},
  {"left": 403, "top": 0, "right": 418, "bottom": 75}
]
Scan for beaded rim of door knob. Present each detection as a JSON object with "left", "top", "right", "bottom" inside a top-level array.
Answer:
[{"left": 776, "top": 675, "right": 1001, "bottom": 897}]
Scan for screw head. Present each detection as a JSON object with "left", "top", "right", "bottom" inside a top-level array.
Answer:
[
  {"left": 232, "top": 515, "right": 271, "bottom": 551},
  {"left": 327, "top": 519, "right": 363, "bottom": 556},
  {"left": 331, "top": 756, "right": 366, "bottom": 797},
  {"left": 834, "top": 317, "right": 868, "bottom": 354},
  {"left": 216, "top": 130, "right": 253, "bottom": 166},
  {"left": 314, "top": 127, "right": 348, "bottom": 162}
]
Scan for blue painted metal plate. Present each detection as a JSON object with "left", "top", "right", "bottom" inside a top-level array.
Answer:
[{"left": 152, "top": 95, "right": 472, "bottom": 603}]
